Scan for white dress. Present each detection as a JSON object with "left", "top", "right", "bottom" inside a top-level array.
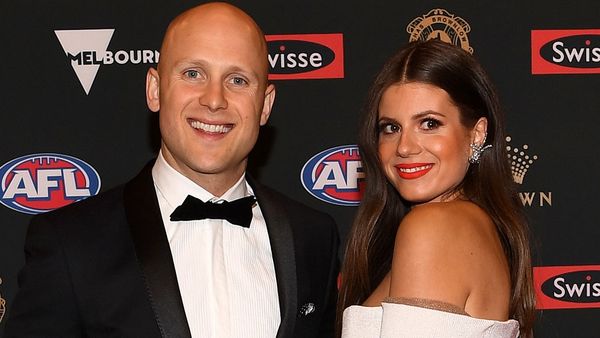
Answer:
[{"left": 341, "top": 302, "right": 519, "bottom": 338}]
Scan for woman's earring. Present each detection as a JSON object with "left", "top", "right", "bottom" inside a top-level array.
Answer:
[
  {"left": 469, "top": 142, "right": 492, "bottom": 164},
  {"left": 469, "top": 133, "right": 492, "bottom": 164}
]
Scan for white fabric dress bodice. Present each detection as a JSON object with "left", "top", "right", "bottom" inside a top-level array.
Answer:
[{"left": 342, "top": 302, "right": 519, "bottom": 338}]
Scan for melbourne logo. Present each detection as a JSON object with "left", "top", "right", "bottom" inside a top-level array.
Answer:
[
  {"left": 301, "top": 145, "right": 364, "bottom": 206},
  {"left": 266, "top": 33, "right": 344, "bottom": 80},
  {"left": 0, "top": 153, "right": 101, "bottom": 214},
  {"left": 55, "top": 29, "right": 159, "bottom": 94},
  {"left": 532, "top": 29, "right": 600, "bottom": 74},
  {"left": 534, "top": 265, "right": 600, "bottom": 309},
  {"left": 407, "top": 9, "right": 473, "bottom": 54},
  {"left": 505, "top": 136, "right": 551, "bottom": 207}
]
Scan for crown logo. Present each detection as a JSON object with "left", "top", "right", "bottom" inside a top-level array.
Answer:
[
  {"left": 506, "top": 136, "right": 538, "bottom": 184},
  {"left": 0, "top": 277, "right": 5, "bottom": 323}
]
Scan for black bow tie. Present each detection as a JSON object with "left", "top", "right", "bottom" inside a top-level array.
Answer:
[{"left": 170, "top": 195, "right": 256, "bottom": 228}]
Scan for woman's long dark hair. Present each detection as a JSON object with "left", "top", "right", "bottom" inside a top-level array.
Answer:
[{"left": 337, "top": 39, "right": 535, "bottom": 338}]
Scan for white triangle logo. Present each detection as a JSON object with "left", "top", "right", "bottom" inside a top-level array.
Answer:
[{"left": 55, "top": 29, "right": 115, "bottom": 95}]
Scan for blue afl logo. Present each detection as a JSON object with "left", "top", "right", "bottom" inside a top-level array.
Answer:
[
  {"left": 0, "top": 153, "right": 101, "bottom": 214},
  {"left": 300, "top": 145, "right": 364, "bottom": 206}
]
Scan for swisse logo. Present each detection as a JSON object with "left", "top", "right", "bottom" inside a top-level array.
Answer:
[
  {"left": 543, "top": 36, "right": 600, "bottom": 66},
  {"left": 544, "top": 272, "right": 600, "bottom": 302},
  {"left": 534, "top": 265, "right": 600, "bottom": 309},
  {"left": 266, "top": 34, "right": 344, "bottom": 80},
  {"left": 532, "top": 29, "right": 600, "bottom": 74},
  {"left": 55, "top": 29, "right": 159, "bottom": 94},
  {"left": 0, "top": 153, "right": 101, "bottom": 214},
  {"left": 269, "top": 40, "right": 332, "bottom": 73},
  {"left": 301, "top": 145, "right": 364, "bottom": 206}
]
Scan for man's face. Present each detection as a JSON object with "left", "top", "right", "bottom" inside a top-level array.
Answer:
[{"left": 146, "top": 6, "right": 275, "bottom": 195}]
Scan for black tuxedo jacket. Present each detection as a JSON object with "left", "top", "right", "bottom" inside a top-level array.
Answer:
[{"left": 5, "top": 163, "right": 339, "bottom": 338}]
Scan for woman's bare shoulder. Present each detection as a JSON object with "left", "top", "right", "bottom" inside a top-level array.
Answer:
[
  {"left": 389, "top": 200, "right": 504, "bottom": 310},
  {"left": 397, "top": 200, "right": 496, "bottom": 245}
]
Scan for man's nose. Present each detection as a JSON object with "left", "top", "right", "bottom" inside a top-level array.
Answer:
[{"left": 199, "top": 80, "right": 227, "bottom": 112}]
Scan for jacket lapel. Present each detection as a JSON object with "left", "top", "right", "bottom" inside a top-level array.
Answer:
[
  {"left": 124, "top": 163, "right": 192, "bottom": 338},
  {"left": 248, "top": 176, "right": 297, "bottom": 338}
]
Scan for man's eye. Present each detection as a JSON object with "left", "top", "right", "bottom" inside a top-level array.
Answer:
[
  {"left": 184, "top": 70, "right": 200, "bottom": 79},
  {"left": 231, "top": 77, "right": 248, "bottom": 86}
]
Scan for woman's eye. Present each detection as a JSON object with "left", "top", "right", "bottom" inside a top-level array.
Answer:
[
  {"left": 421, "top": 118, "right": 441, "bottom": 130},
  {"left": 379, "top": 123, "right": 399, "bottom": 134}
]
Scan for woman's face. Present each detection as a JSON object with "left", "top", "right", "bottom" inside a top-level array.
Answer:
[{"left": 377, "top": 82, "right": 482, "bottom": 205}]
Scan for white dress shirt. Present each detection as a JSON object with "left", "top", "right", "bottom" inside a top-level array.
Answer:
[{"left": 152, "top": 152, "right": 280, "bottom": 338}]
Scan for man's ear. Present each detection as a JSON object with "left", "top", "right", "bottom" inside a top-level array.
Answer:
[
  {"left": 471, "top": 117, "right": 488, "bottom": 146},
  {"left": 260, "top": 84, "right": 276, "bottom": 126},
  {"left": 146, "top": 68, "right": 160, "bottom": 112}
]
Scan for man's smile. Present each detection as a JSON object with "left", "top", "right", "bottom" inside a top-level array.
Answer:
[{"left": 189, "top": 119, "right": 234, "bottom": 134}]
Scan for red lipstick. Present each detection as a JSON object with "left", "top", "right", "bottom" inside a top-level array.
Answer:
[{"left": 394, "top": 163, "right": 433, "bottom": 179}]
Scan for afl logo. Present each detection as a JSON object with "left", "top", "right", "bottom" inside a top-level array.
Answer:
[
  {"left": 266, "top": 33, "right": 344, "bottom": 80},
  {"left": 0, "top": 153, "right": 101, "bottom": 214},
  {"left": 301, "top": 145, "right": 364, "bottom": 206},
  {"left": 534, "top": 265, "right": 600, "bottom": 309},
  {"left": 407, "top": 8, "right": 473, "bottom": 54}
]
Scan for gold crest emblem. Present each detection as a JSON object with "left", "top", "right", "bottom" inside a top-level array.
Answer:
[
  {"left": 0, "top": 277, "right": 5, "bottom": 323},
  {"left": 407, "top": 8, "right": 473, "bottom": 54}
]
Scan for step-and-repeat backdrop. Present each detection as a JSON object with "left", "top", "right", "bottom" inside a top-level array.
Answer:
[{"left": 1, "top": 1, "right": 599, "bottom": 336}]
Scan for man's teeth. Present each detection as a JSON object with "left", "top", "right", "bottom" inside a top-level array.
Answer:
[
  {"left": 399, "top": 165, "right": 431, "bottom": 173},
  {"left": 191, "top": 121, "right": 232, "bottom": 133}
]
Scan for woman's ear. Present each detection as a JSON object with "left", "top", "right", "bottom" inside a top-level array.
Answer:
[{"left": 471, "top": 117, "right": 488, "bottom": 146}]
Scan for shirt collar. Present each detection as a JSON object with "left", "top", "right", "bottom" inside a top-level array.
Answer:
[{"left": 152, "top": 150, "right": 249, "bottom": 211}]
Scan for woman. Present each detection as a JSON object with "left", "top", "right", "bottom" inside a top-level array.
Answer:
[{"left": 337, "top": 39, "right": 535, "bottom": 337}]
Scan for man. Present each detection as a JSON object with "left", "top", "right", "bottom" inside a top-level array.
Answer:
[{"left": 5, "top": 3, "right": 339, "bottom": 337}]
